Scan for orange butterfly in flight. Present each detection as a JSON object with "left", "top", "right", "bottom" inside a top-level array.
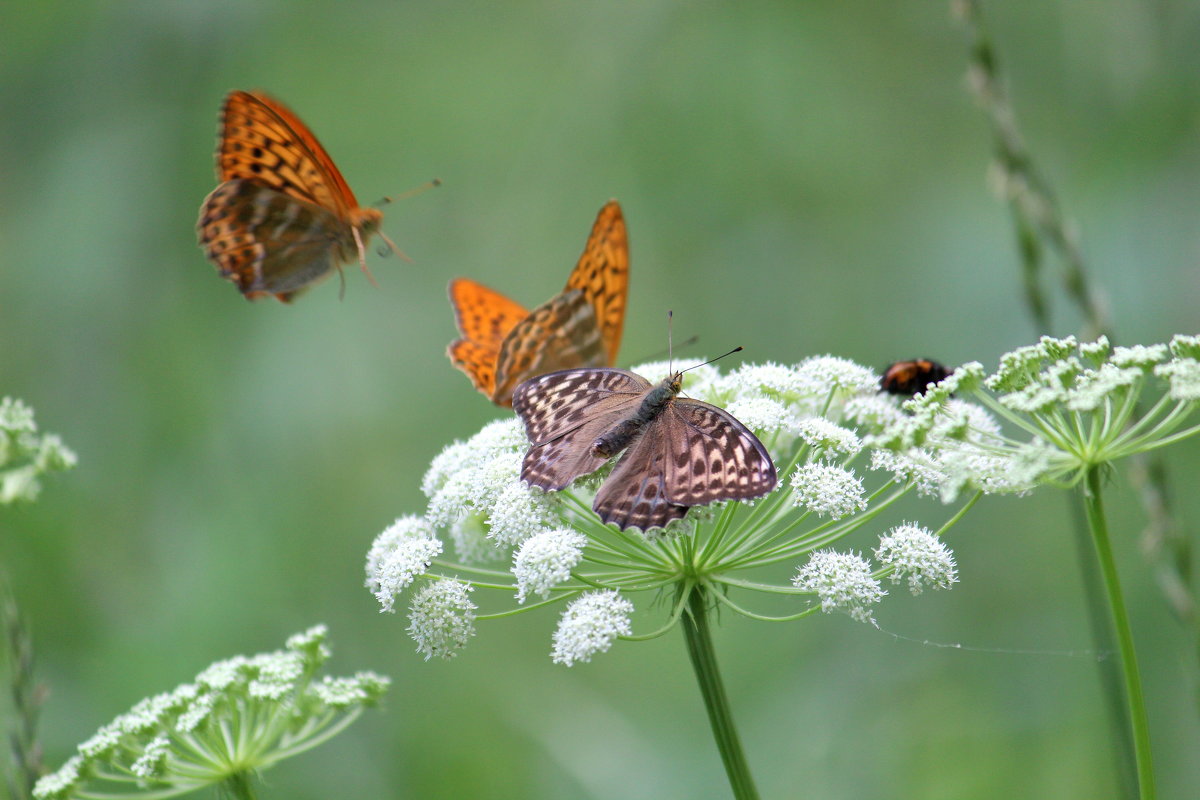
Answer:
[
  {"left": 196, "top": 90, "right": 400, "bottom": 302},
  {"left": 447, "top": 201, "right": 629, "bottom": 407}
]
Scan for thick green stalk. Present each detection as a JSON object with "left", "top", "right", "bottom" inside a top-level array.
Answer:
[
  {"left": 681, "top": 585, "right": 760, "bottom": 800},
  {"left": 219, "top": 771, "right": 259, "bottom": 800},
  {"left": 1082, "top": 467, "right": 1155, "bottom": 800}
]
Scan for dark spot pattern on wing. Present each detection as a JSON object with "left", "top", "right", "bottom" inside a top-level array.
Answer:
[
  {"left": 663, "top": 400, "right": 777, "bottom": 507},
  {"left": 512, "top": 366, "right": 777, "bottom": 532}
]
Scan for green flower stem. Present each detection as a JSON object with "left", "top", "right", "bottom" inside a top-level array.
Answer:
[
  {"left": 681, "top": 584, "right": 760, "bottom": 800},
  {"left": 219, "top": 771, "right": 259, "bottom": 800},
  {"left": 709, "top": 587, "right": 820, "bottom": 623},
  {"left": 1083, "top": 466, "right": 1156, "bottom": 800}
]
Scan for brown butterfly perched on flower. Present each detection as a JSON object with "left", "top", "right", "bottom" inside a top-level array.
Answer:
[
  {"left": 512, "top": 350, "right": 778, "bottom": 531},
  {"left": 447, "top": 201, "right": 629, "bottom": 407},
  {"left": 880, "top": 359, "right": 949, "bottom": 397},
  {"left": 196, "top": 90, "right": 401, "bottom": 302}
]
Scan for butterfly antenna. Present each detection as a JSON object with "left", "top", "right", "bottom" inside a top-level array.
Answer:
[
  {"left": 680, "top": 346, "right": 744, "bottom": 375},
  {"left": 374, "top": 178, "right": 442, "bottom": 208},
  {"left": 630, "top": 334, "right": 699, "bottom": 363},
  {"left": 668, "top": 310, "right": 674, "bottom": 376}
]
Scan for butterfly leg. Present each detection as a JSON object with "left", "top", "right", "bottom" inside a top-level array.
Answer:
[
  {"left": 352, "top": 225, "right": 382, "bottom": 289},
  {"left": 376, "top": 230, "right": 413, "bottom": 264}
]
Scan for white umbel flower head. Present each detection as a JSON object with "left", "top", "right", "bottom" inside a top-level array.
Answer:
[
  {"left": 487, "top": 481, "right": 557, "bottom": 547},
  {"left": 793, "top": 550, "right": 885, "bottom": 623},
  {"left": 793, "top": 356, "right": 880, "bottom": 398},
  {"left": 365, "top": 516, "right": 444, "bottom": 612},
  {"left": 875, "top": 523, "right": 958, "bottom": 594},
  {"left": 1156, "top": 358, "right": 1200, "bottom": 401},
  {"left": 34, "top": 626, "right": 387, "bottom": 800},
  {"left": 724, "top": 395, "right": 797, "bottom": 437},
  {"left": 514, "top": 529, "right": 587, "bottom": 603},
  {"left": 407, "top": 579, "right": 477, "bottom": 660},
  {"left": 551, "top": 590, "right": 634, "bottom": 666},
  {"left": 790, "top": 464, "right": 867, "bottom": 519},
  {"left": 796, "top": 418, "right": 863, "bottom": 459},
  {"left": 0, "top": 397, "right": 77, "bottom": 504},
  {"left": 718, "top": 361, "right": 809, "bottom": 402}
]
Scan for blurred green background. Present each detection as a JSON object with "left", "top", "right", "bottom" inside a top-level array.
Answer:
[{"left": 3, "top": 1, "right": 1200, "bottom": 797}]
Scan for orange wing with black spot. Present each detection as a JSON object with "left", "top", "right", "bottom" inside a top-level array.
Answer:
[
  {"left": 198, "top": 90, "right": 387, "bottom": 301},
  {"left": 217, "top": 90, "right": 359, "bottom": 215},
  {"left": 447, "top": 278, "right": 530, "bottom": 397},
  {"left": 563, "top": 201, "right": 629, "bottom": 364},
  {"left": 446, "top": 201, "right": 630, "bottom": 406}
]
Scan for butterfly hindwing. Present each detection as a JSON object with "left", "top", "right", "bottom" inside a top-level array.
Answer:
[
  {"left": 593, "top": 430, "right": 689, "bottom": 530},
  {"left": 563, "top": 201, "right": 629, "bottom": 364},
  {"left": 447, "top": 278, "right": 530, "bottom": 396},
  {"left": 197, "top": 180, "right": 351, "bottom": 300},
  {"left": 663, "top": 400, "right": 777, "bottom": 506}
]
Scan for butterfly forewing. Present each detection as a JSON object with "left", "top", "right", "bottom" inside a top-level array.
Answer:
[
  {"left": 492, "top": 291, "right": 606, "bottom": 406},
  {"left": 513, "top": 368, "right": 650, "bottom": 445},
  {"left": 563, "top": 201, "right": 629, "bottom": 364},
  {"left": 514, "top": 368, "right": 649, "bottom": 490},
  {"left": 446, "top": 201, "right": 629, "bottom": 405},
  {"left": 218, "top": 90, "right": 358, "bottom": 214}
]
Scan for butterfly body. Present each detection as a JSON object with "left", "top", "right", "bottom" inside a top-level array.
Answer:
[
  {"left": 197, "top": 90, "right": 387, "bottom": 302},
  {"left": 514, "top": 366, "right": 776, "bottom": 531},
  {"left": 447, "top": 201, "right": 628, "bottom": 407},
  {"left": 592, "top": 375, "right": 680, "bottom": 458}
]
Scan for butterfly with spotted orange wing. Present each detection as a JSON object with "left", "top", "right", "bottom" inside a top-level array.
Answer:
[
  {"left": 447, "top": 201, "right": 628, "bottom": 407},
  {"left": 197, "top": 90, "right": 396, "bottom": 302}
]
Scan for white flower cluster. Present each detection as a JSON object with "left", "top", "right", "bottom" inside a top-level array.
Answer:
[
  {"left": 375, "top": 353, "right": 984, "bottom": 662},
  {"left": 514, "top": 529, "right": 587, "bottom": 603},
  {"left": 793, "top": 524, "right": 959, "bottom": 621},
  {"left": 874, "top": 523, "right": 958, "bottom": 594},
  {"left": 793, "top": 550, "right": 885, "bottom": 624},
  {"left": 0, "top": 397, "right": 77, "bottom": 504},
  {"left": 891, "top": 335, "right": 1200, "bottom": 492},
  {"left": 407, "top": 579, "right": 477, "bottom": 660},
  {"left": 790, "top": 463, "right": 867, "bottom": 519},
  {"left": 34, "top": 626, "right": 389, "bottom": 800},
  {"left": 365, "top": 516, "right": 443, "bottom": 612},
  {"left": 551, "top": 590, "right": 635, "bottom": 666},
  {"left": 980, "top": 335, "right": 1187, "bottom": 411},
  {"left": 422, "top": 417, "right": 556, "bottom": 552}
]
